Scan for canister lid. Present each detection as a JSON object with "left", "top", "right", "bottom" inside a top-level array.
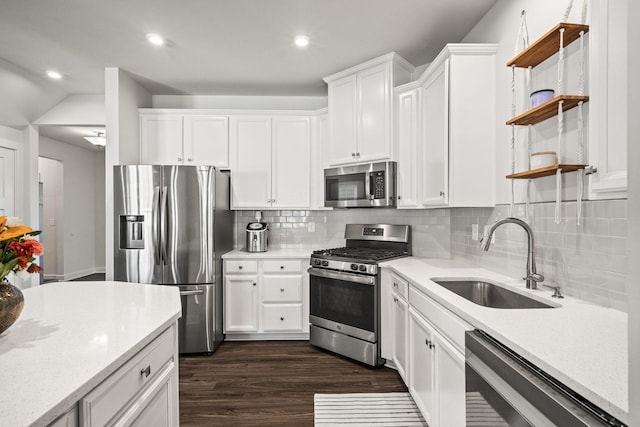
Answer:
[{"left": 247, "top": 222, "right": 267, "bottom": 230}]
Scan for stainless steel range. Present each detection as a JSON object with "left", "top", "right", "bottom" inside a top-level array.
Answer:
[{"left": 308, "top": 224, "right": 410, "bottom": 366}]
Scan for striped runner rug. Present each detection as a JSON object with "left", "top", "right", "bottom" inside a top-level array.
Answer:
[{"left": 314, "top": 392, "right": 427, "bottom": 426}]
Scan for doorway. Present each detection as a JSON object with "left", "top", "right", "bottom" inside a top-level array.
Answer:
[{"left": 38, "top": 157, "right": 64, "bottom": 282}]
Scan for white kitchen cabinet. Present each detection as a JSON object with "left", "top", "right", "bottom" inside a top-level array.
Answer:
[
  {"left": 324, "top": 53, "right": 413, "bottom": 166},
  {"left": 408, "top": 307, "right": 436, "bottom": 426},
  {"left": 395, "top": 44, "right": 497, "bottom": 209},
  {"left": 49, "top": 406, "right": 78, "bottom": 427},
  {"left": 223, "top": 257, "right": 309, "bottom": 339},
  {"left": 139, "top": 111, "right": 229, "bottom": 167},
  {"left": 391, "top": 278, "right": 409, "bottom": 381},
  {"left": 79, "top": 324, "right": 179, "bottom": 427},
  {"left": 224, "top": 269, "right": 259, "bottom": 332},
  {"left": 229, "top": 115, "right": 310, "bottom": 209},
  {"left": 434, "top": 330, "right": 466, "bottom": 427},
  {"left": 309, "top": 110, "right": 331, "bottom": 210}
]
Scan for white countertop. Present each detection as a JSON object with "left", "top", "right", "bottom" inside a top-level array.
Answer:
[
  {"left": 223, "top": 247, "right": 314, "bottom": 259},
  {"left": 380, "top": 257, "right": 628, "bottom": 423},
  {"left": 0, "top": 281, "right": 181, "bottom": 427}
]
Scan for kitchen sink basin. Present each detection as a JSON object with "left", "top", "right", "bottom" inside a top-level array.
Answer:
[{"left": 430, "top": 278, "right": 557, "bottom": 309}]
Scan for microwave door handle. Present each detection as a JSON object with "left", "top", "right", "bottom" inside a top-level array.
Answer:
[{"left": 366, "top": 172, "right": 373, "bottom": 201}]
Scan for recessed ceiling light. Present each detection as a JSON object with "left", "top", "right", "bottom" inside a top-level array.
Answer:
[
  {"left": 46, "top": 70, "right": 62, "bottom": 80},
  {"left": 146, "top": 33, "right": 165, "bottom": 46},
  {"left": 294, "top": 35, "right": 309, "bottom": 48}
]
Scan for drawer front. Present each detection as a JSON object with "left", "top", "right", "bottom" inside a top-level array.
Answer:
[
  {"left": 225, "top": 260, "right": 258, "bottom": 274},
  {"left": 262, "top": 304, "right": 303, "bottom": 331},
  {"left": 390, "top": 273, "right": 409, "bottom": 300},
  {"left": 80, "top": 325, "right": 176, "bottom": 426},
  {"left": 262, "top": 275, "right": 303, "bottom": 302},
  {"left": 409, "top": 286, "right": 472, "bottom": 353},
  {"left": 262, "top": 259, "right": 304, "bottom": 273}
]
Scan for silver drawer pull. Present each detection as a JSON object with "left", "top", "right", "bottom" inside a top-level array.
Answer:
[
  {"left": 280, "top": 288, "right": 285, "bottom": 292},
  {"left": 280, "top": 265, "right": 284, "bottom": 269},
  {"left": 238, "top": 265, "right": 243, "bottom": 269},
  {"left": 141, "top": 365, "right": 151, "bottom": 378},
  {"left": 280, "top": 317, "right": 285, "bottom": 321}
]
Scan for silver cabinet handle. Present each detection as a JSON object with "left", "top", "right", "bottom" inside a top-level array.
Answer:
[
  {"left": 280, "top": 265, "right": 284, "bottom": 269},
  {"left": 280, "top": 316, "right": 285, "bottom": 321},
  {"left": 356, "top": 152, "right": 360, "bottom": 157},
  {"left": 439, "top": 191, "right": 445, "bottom": 196},
  {"left": 253, "top": 282, "right": 256, "bottom": 286},
  {"left": 238, "top": 265, "right": 243, "bottom": 269},
  {"left": 177, "top": 157, "right": 183, "bottom": 162},
  {"left": 140, "top": 365, "right": 151, "bottom": 378},
  {"left": 280, "top": 288, "right": 285, "bottom": 292},
  {"left": 187, "top": 158, "right": 193, "bottom": 162},
  {"left": 180, "top": 289, "right": 204, "bottom": 296}
]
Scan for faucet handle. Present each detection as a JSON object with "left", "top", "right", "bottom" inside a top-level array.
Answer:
[
  {"left": 541, "top": 284, "right": 564, "bottom": 298},
  {"left": 524, "top": 272, "right": 544, "bottom": 283}
]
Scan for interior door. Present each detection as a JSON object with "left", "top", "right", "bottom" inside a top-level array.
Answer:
[{"left": 0, "top": 146, "right": 17, "bottom": 216}]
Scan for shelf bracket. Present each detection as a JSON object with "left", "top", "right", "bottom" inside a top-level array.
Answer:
[{"left": 584, "top": 165, "right": 597, "bottom": 175}]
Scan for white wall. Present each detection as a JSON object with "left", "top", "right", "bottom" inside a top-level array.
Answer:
[
  {"left": 34, "top": 94, "right": 105, "bottom": 126},
  {"left": 104, "top": 68, "right": 152, "bottom": 279},
  {"left": 38, "top": 157, "right": 62, "bottom": 279},
  {"left": 39, "top": 136, "right": 103, "bottom": 279}
]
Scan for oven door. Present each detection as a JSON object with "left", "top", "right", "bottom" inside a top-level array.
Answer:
[{"left": 308, "top": 267, "right": 377, "bottom": 342}]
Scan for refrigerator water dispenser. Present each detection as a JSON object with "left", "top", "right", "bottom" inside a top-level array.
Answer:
[{"left": 120, "top": 215, "right": 145, "bottom": 249}]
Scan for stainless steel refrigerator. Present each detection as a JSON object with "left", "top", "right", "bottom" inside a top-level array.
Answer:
[{"left": 114, "top": 165, "right": 233, "bottom": 354}]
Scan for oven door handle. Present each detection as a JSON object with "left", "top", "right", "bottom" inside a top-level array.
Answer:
[{"left": 308, "top": 267, "right": 375, "bottom": 285}]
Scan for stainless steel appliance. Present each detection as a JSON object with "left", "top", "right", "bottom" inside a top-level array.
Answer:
[
  {"left": 309, "top": 224, "right": 410, "bottom": 366},
  {"left": 324, "top": 161, "right": 397, "bottom": 208},
  {"left": 114, "top": 165, "right": 233, "bottom": 354},
  {"left": 465, "top": 330, "right": 627, "bottom": 427},
  {"left": 245, "top": 222, "right": 268, "bottom": 252}
]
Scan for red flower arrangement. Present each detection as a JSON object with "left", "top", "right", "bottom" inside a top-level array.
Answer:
[{"left": 0, "top": 216, "right": 43, "bottom": 281}]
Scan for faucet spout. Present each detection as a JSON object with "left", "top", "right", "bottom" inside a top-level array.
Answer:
[{"left": 479, "top": 217, "right": 543, "bottom": 289}]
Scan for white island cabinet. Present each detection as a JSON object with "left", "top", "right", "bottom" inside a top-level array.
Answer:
[{"left": 0, "top": 281, "right": 181, "bottom": 427}]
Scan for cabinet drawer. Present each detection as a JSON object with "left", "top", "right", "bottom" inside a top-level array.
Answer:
[
  {"left": 263, "top": 275, "right": 303, "bottom": 302},
  {"left": 409, "top": 286, "right": 472, "bottom": 353},
  {"left": 262, "top": 259, "right": 304, "bottom": 273},
  {"left": 225, "top": 260, "right": 258, "bottom": 273},
  {"left": 80, "top": 325, "right": 176, "bottom": 426},
  {"left": 390, "top": 273, "right": 409, "bottom": 299},
  {"left": 262, "top": 304, "right": 303, "bottom": 331}
]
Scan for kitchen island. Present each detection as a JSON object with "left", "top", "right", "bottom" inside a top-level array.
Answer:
[
  {"left": 381, "top": 257, "right": 628, "bottom": 424},
  {"left": 0, "top": 281, "right": 181, "bottom": 427}
]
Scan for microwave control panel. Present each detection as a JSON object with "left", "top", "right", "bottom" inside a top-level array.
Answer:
[{"left": 370, "top": 171, "right": 385, "bottom": 199}]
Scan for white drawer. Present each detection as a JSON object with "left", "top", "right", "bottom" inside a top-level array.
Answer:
[
  {"left": 262, "top": 259, "right": 304, "bottom": 273},
  {"left": 262, "top": 304, "right": 303, "bottom": 331},
  {"left": 225, "top": 260, "right": 258, "bottom": 274},
  {"left": 409, "top": 286, "right": 472, "bottom": 353},
  {"left": 263, "top": 276, "right": 303, "bottom": 302},
  {"left": 390, "top": 273, "right": 409, "bottom": 300},
  {"left": 80, "top": 325, "right": 176, "bottom": 426}
]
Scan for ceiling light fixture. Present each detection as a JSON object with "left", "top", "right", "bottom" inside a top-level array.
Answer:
[
  {"left": 84, "top": 131, "right": 106, "bottom": 146},
  {"left": 46, "top": 70, "right": 62, "bottom": 79},
  {"left": 146, "top": 33, "right": 165, "bottom": 46},
  {"left": 294, "top": 35, "right": 309, "bottom": 47}
]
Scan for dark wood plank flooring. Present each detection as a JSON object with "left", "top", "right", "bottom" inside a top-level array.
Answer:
[{"left": 179, "top": 341, "right": 407, "bottom": 426}]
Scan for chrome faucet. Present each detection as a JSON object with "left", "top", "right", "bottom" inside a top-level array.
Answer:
[{"left": 479, "top": 217, "right": 544, "bottom": 289}]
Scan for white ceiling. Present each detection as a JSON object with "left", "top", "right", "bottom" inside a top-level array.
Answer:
[{"left": 0, "top": 0, "right": 496, "bottom": 97}]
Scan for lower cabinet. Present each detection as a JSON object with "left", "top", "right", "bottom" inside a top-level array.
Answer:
[
  {"left": 382, "top": 268, "right": 470, "bottom": 427},
  {"left": 223, "top": 257, "right": 309, "bottom": 339},
  {"left": 71, "top": 323, "right": 179, "bottom": 427}
]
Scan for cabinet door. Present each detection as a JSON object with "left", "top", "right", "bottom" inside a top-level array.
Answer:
[
  {"left": 357, "top": 62, "right": 391, "bottom": 162},
  {"left": 392, "top": 293, "right": 408, "bottom": 381},
  {"left": 229, "top": 116, "right": 272, "bottom": 208},
  {"left": 271, "top": 117, "right": 311, "bottom": 208},
  {"left": 408, "top": 308, "right": 436, "bottom": 426},
  {"left": 328, "top": 75, "right": 358, "bottom": 165},
  {"left": 224, "top": 275, "right": 258, "bottom": 332},
  {"left": 434, "top": 332, "right": 466, "bottom": 427},
  {"left": 140, "top": 114, "right": 183, "bottom": 165},
  {"left": 396, "top": 87, "right": 420, "bottom": 208},
  {"left": 421, "top": 59, "right": 449, "bottom": 207},
  {"left": 183, "top": 115, "right": 229, "bottom": 168}
]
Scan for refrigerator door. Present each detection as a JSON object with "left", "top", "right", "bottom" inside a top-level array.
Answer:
[
  {"left": 161, "top": 165, "right": 215, "bottom": 285},
  {"left": 114, "top": 165, "right": 163, "bottom": 283},
  {"left": 178, "top": 284, "right": 220, "bottom": 353}
]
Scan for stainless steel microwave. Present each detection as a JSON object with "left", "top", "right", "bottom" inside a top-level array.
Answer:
[{"left": 324, "top": 161, "right": 397, "bottom": 208}]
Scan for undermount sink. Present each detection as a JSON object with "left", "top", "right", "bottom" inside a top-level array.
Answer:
[{"left": 430, "top": 278, "right": 557, "bottom": 309}]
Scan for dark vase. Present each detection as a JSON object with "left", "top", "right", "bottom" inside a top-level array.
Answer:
[{"left": 0, "top": 279, "right": 24, "bottom": 335}]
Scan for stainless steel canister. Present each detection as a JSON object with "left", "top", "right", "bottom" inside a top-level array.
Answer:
[{"left": 245, "top": 222, "right": 268, "bottom": 252}]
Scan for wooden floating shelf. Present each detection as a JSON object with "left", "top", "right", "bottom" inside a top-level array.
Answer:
[
  {"left": 506, "top": 164, "right": 587, "bottom": 180},
  {"left": 507, "top": 23, "right": 590, "bottom": 68},
  {"left": 506, "top": 95, "right": 589, "bottom": 126}
]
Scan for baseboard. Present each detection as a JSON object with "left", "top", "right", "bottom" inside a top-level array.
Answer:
[{"left": 225, "top": 333, "right": 310, "bottom": 341}]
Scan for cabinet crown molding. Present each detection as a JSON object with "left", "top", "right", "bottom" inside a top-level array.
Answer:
[
  {"left": 139, "top": 108, "right": 325, "bottom": 116},
  {"left": 323, "top": 52, "right": 415, "bottom": 83},
  {"left": 414, "top": 43, "right": 499, "bottom": 86}
]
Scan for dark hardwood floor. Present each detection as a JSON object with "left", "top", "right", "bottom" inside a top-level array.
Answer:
[{"left": 179, "top": 341, "right": 407, "bottom": 426}]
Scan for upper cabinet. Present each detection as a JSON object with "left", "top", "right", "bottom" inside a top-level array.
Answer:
[
  {"left": 396, "top": 44, "right": 498, "bottom": 209},
  {"left": 229, "top": 115, "right": 311, "bottom": 210},
  {"left": 324, "top": 53, "right": 414, "bottom": 166},
  {"left": 140, "top": 111, "right": 229, "bottom": 168}
]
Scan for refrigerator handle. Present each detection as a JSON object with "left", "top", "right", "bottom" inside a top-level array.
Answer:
[
  {"left": 152, "top": 186, "right": 162, "bottom": 266},
  {"left": 160, "top": 186, "right": 168, "bottom": 265}
]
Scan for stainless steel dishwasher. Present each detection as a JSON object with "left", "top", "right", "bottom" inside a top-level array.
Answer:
[{"left": 465, "top": 330, "right": 626, "bottom": 427}]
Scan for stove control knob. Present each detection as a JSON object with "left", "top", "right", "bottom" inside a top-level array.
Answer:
[
  {"left": 350, "top": 264, "right": 359, "bottom": 271},
  {"left": 314, "top": 259, "right": 322, "bottom": 266},
  {"left": 322, "top": 261, "right": 329, "bottom": 267},
  {"left": 359, "top": 265, "right": 367, "bottom": 272}
]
